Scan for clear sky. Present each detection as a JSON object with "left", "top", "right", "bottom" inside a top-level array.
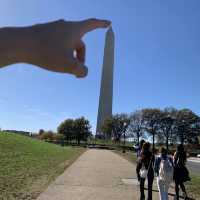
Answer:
[{"left": 0, "top": 0, "right": 200, "bottom": 133}]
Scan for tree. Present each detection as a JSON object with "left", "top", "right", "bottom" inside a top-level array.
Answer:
[
  {"left": 158, "top": 107, "right": 177, "bottom": 151},
  {"left": 38, "top": 129, "right": 45, "bottom": 135},
  {"left": 58, "top": 117, "right": 91, "bottom": 144},
  {"left": 73, "top": 117, "right": 91, "bottom": 145},
  {"left": 175, "top": 109, "right": 200, "bottom": 144},
  {"left": 40, "top": 130, "right": 54, "bottom": 141},
  {"left": 101, "top": 117, "right": 114, "bottom": 140},
  {"left": 129, "top": 110, "right": 144, "bottom": 146},
  {"left": 57, "top": 119, "right": 75, "bottom": 142},
  {"left": 142, "top": 108, "right": 163, "bottom": 152},
  {"left": 117, "top": 114, "right": 130, "bottom": 143},
  {"left": 102, "top": 114, "right": 130, "bottom": 143},
  {"left": 54, "top": 133, "right": 65, "bottom": 145}
]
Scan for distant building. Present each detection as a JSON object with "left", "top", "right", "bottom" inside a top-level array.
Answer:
[{"left": 3, "top": 130, "right": 30, "bottom": 136}]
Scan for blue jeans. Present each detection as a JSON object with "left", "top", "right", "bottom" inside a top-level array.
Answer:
[{"left": 157, "top": 178, "right": 169, "bottom": 200}]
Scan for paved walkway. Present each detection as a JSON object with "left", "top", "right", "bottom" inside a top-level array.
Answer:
[
  {"left": 37, "top": 149, "right": 174, "bottom": 200},
  {"left": 188, "top": 157, "right": 200, "bottom": 163}
]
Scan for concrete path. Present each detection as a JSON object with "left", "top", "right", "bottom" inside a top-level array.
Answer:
[
  {"left": 187, "top": 159, "right": 200, "bottom": 176},
  {"left": 37, "top": 149, "right": 174, "bottom": 200}
]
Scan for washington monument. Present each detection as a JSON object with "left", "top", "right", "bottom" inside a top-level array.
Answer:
[{"left": 96, "top": 27, "right": 115, "bottom": 134}]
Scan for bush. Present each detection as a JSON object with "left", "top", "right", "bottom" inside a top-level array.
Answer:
[{"left": 39, "top": 131, "right": 54, "bottom": 141}]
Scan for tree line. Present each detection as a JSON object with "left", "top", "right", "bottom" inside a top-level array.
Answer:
[
  {"left": 37, "top": 107, "right": 200, "bottom": 149},
  {"left": 101, "top": 107, "right": 200, "bottom": 151},
  {"left": 38, "top": 116, "right": 92, "bottom": 145}
]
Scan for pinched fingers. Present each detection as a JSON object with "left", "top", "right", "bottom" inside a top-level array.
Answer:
[
  {"left": 66, "top": 55, "right": 88, "bottom": 78},
  {"left": 72, "top": 61, "right": 88, "bottom": 78}
]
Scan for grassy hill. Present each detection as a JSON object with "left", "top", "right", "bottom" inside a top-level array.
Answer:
[{"left": 0, "top": 132, "right": 85, "bottom": 199}]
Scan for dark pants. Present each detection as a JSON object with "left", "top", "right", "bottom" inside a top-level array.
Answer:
[
  {"left": 175, "top": 181, "right": 186, "bottom": 200},
  {"left": 140, "top": 176, "right": 154, "bottom": 200}
]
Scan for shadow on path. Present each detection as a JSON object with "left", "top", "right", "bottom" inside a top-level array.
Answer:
[{"left": 144, "top": 188, "right": 195, "bottom": 200}]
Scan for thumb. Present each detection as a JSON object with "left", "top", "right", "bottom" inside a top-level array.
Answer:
[{"left": 69, "top": 58, "right": 88, "bottom": 78}]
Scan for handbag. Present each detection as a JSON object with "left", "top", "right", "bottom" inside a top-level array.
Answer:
[
  {"left": 139, "top": 165, "right": 148, "bottom": 178},
  {"left": 139, "top": 158, "right": 152, "bottom": 179}
]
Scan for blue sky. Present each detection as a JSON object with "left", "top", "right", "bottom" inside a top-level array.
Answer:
[{"left": 0, "top": 0, "right": 200, "bottom": 133}]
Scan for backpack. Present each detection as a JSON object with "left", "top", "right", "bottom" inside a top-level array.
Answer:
[{"left": 159, "top": 158, "right": 174, "bottom": 184}]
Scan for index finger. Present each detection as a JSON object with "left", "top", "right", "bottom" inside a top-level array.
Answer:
[{"left": 80, "top": 18, "right": 111, "bottom": 35}]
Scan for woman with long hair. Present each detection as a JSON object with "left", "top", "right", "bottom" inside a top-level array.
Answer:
[
  {"left": 173, "top": 144, "right": 190, "bottom": 200},
  {"left": 136, "top": 142, "right": 154, "bottom": 200}
]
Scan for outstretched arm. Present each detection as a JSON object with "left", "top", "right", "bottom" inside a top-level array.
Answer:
[{"left": 0, "top": 18, "right": 111, "bottom": 78}]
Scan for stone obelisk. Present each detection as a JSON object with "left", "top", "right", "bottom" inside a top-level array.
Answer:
[{"left": 96, "top": 27, "right": 114, "bottom": 135}]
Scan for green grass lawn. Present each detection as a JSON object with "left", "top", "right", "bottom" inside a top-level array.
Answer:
[
  {"left": 186, "top": 175, "right": 200, "bottom": 200},
  {"left": 89, "top": 139, "right": 134, "bottom": 147},
  {"left": 0, "top": 132, "right": 85, "bottom": 200},
  {"left": 113, "top": 150, "right": 137, "bottom": 163}
]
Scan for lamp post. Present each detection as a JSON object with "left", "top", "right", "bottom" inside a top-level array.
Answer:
[
  {"left": 123, "top": 122, "right": 127, "bottom": 153},
  {"left": 180, "top": 119, "right": 185, "bottom": 145}
]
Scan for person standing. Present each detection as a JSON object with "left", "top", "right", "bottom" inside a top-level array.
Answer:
[
  {"left": 136, "top": 142, "right": 154, "bottom": 200},
  {"left": 173, "top": 144, "right": 190, "bottom": 200},
  {"left": 154, "top": 147, "right": 174, "bottom": 200}
]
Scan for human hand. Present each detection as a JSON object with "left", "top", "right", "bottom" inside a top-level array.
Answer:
[{"left": 24, "top": 18, "right": 111, "bottom": 78}]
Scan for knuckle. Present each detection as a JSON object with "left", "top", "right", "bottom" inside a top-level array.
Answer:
[{"left": 57, "top": 19, "right": 66, "bottom": 24}]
